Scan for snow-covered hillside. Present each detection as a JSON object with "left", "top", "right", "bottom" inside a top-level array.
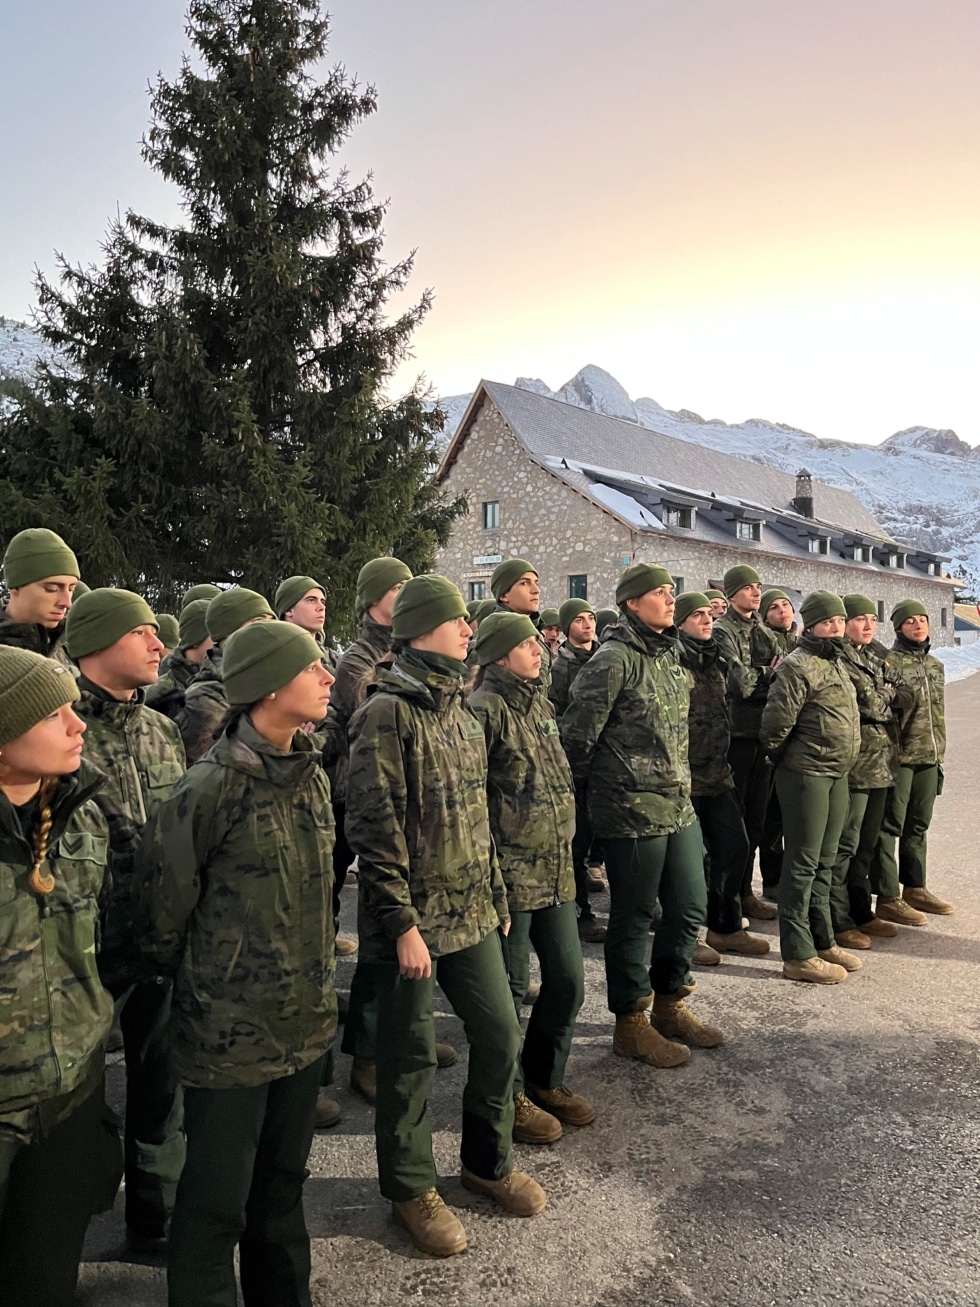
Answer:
[
  {"left": 439, "top": 365, "right": 980, "bottom": 593},
  {"left": 0, "top": 318, "right": 59, "bottom": 383}
]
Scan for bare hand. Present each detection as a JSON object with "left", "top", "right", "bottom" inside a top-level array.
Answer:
[
  {"left": 501, "top": 920, "right": 511, "bottom": 937},
  {"left": 396, "top": 926, "right": 432, "bottom": 980},
  {"left": 769, "top": 655, "right": 782, "bottom": 668}
]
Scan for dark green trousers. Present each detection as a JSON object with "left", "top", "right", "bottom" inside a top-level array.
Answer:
[
  {"left": 602, "top": 821, "right": 706, "bottom": 1015},
  {"left": 692, "top": 789, "right": 749, "bottom": 935},
  {"left": 504, "top": 899, "right": 585, "bottom": 1093},
  {"left": 875, "top": 763, "right": 939, "bottom": 895},
  {"left": 167, "top": 1054, "right": 325, "bottom": 1307},
  {"left": 728, "top": 737, "right": 772, "bottom": 897},
  {"left": 0, "top": 1077, "right": 105, "bottom": 1307},
  {"left": 775, "top": 769, "right": 849, "bottom": 961},
  {"left": 374, "top": 930, "right": 520, "bottom": 1203},
  {"left": 339, "top": 959, "right": 381, "bottom": 1060},
  {"left": 829, "top": 786, "right": 890, "bottom": 932}
]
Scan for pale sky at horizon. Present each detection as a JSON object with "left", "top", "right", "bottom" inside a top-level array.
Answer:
[{"left": 2, "top": 0, "right": 978, "bottom": 443}]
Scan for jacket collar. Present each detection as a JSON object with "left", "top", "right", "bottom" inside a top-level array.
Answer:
[
  {"left": 209, "top": 713, "right": 321, "bottom": 786},
  {"left": 893, "top": 632, "right": 931, "bottom": 658},
  {"left": 77, "top": 674, "right": 145, "bottom": 716},
  {"left": 359, "top": 615, "right": 393, "bottom": 656},
  {"left": 479, "top": 662, "right": 541, "bottom": 709},
  {"left": 608, "top": 610, "right": 678, "bottom": 657},
  {"left": 374, "top": 656, "right": 465, "bottom": 712},
  {"left": 0, "top": 757, "right": 106, "bottom": 848}
]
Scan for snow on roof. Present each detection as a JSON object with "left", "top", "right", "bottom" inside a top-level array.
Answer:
[{"left": 588, "top": 482, "right": 666, "bottom": 530}]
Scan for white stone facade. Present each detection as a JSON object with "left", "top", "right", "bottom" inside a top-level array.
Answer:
[{"left": 435, "top": 396, "right": 958, "bottom": 645}]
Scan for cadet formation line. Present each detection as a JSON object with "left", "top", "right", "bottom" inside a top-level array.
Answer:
[{"left": 0, "top": 528, "right": 951, "bottom": 1305}]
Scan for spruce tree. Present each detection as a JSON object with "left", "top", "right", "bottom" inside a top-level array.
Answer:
[{"left": 0, "top": 0, "right": 463, "bottom": 630}]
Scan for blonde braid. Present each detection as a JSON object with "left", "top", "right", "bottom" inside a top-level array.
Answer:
[{"left": 27, "top": 777, "right": 57, "bottom": 895}]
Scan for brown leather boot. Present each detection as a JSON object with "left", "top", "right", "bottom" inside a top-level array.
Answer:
[
  {"left": 460, "top": 1167, "right": 547, "bottom": 1216},
  {"left": 835, "top": 929, "right": 872, "bottom": 950},
  {"left": 742, "top": 893, "right": 778, "bottom": 921},
  {"left": 858, "top": 916, "right": 899, "bottom": 938},
  {"left": 876, "top": 896, "right": 927, "bottom": 926},
  {"left": 350, "top": 1057, "right": 377, "bottom": 1105},
  {"left": 903, "top": 886, "right": 954, "bottom": 915},
  {"left": 782, "top": 957, "right": 847, "bottom": 984},
  {"left": 651, "top": 995, "right": 725, "bottom": 1048},
  {"left": 314, "top": 1090, "right": 341, "bottom": 1129},
  {"left": 527, "top": 1084, "right": 596, "bottom": 1127},
  {"left": 613, "top": 999, "right": 690, "bottom": 1068},
  {"left": 513, "top": 1092, "right": 562, "bottom": 1143},
  {"left": 705, "top": 928, "right": 770, "bottom": 956},
  {"left": 334, "top": 936, "right": 358, "bottom": 956},
  {"left": 436, "top": 1042, "right": 458, "bottom": 1069},
  {"left": 392, "top": 1188, "right": 467, "bottom": 1256},
  {"left": 818, "top": 945, "right": 862, "bottom": 972},
  {"left": 523, "top": 981, "right": 541, "bottom": 1005}
]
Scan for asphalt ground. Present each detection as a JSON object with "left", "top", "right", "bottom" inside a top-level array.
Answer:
[{"left": 78, "top": 672, "right": 980, "bottom": 1306}]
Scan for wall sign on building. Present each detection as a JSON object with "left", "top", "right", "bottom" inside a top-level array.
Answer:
[{"left": 473, "top": 554, "right": 502, "bottom": 566}]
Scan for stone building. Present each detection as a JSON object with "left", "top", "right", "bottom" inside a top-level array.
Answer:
[{"left": 434, "top": 380, "right": 960, "bottom": 644}]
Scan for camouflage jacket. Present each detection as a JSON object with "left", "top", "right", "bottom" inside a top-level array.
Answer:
[
  {"left": 75, "top": 677, "right": 186, "bottom": 994},
  {"left": 760, "top": 635, "right": 861, "bottom": 777},
  {"left": 560, "top": 613, "right": 695, "bottom": 840},
  {"left": 547, "top": 640, "right": 598, "bottom": 720},
  {"left": 840, "top": 639, "right": 901, "bottom": 790},
  {"left": 713, "top": 608, "right": 781, "bottom": 739},
  {"left": 146, "top": 646, "right": 200, "bottom": 707},
  {"left": 345, "top": 651, "right": 508, "bottom": 963},
  {"left": 884, "top": 634, "right": 946, "bottom": 766},
  {"left": 0, "top": 608, "right": 73, "bottom": 669},
  {"left": 322, "top": 615, "right": 393, "bottom": 805},
  {"left": 177, "top": 648, "right": 228, "bottom": 764},
  {"left": 766, "top": 625, "right": 798, "bottom": 656},
  {"left": 0, "top": 761, "right": 113, "bottom": 1135},
  {"left": 470, "top": 665, "right": 576, "bottom": 912},
  {"left": 677, "top": 632, "right": 735, "bottom": 797},
  {"left": 137, "top": 715, "right": 337, "bottom": 1090}
]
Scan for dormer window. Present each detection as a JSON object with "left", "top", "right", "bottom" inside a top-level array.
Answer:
[
  {"left": 663, "top": 506, "right": 695, "bottom": 529},
  {"left": 885, "top": 552, "right": 905, "bottom": 570},
  {"left": 926, "top": 561, "right": 939, "bottom": 576},
  {"left": 853, "top": 545, "right": 872, "bottom": 563},
  {"left": 808, "top": 537, "right": 830, "bottom": 555},
  {"left": 736, "top": 520, "right": 761, "bottom": 542}
]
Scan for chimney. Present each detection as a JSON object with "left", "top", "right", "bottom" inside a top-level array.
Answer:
[{"left": 793, "top": 468, "right": 813, "bottom": 519}]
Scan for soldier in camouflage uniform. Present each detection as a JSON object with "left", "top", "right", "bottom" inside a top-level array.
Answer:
[
  {"left": 873, "top": 599, "right": 952, "bottom": 919},
  {"left": 713, "top": 565, "right": 781, "bottom": 920},
  {"left": 758, "top": 588, "right": 798, "bottom": 895},
  {"left": 548, "top": 598, "right": 607, "bottom": 939},
  {"left": 470, "top": 612, "right": 593, "bottom": 1147},
  {"left": 332, "top": 559, "right": 456, "bottom": 1107},
  {"left": 65, "top": 589, "right": 187, "bottom": 1245},
  {"left": 275, "top": 574, "right": 340, "bottom": 673},
  {"left": 179, "top": 582, "right": 222, "bottom": 608},
  {"left": 561, "top": 564, "right": 724, "bottom": 1069},
  {"left": 760, "top": 591, "right": 861, "bottom": 985},
  {"left": 0, "top": 648, "right": 115, "bottom": 1307},
  {"left": 0, "top": 528, "right": 80, "bottom": 667},
  {"left": 144, "top": 599, "right": 213, "bottom": 714},
  {"left": 828, "top": 595, "right": 906, "bottom": 948},
  {"left": 675, "top": 593, "right": 768, "bottom": 958},
  {"left": 346, "top": 575, "right": 547, "bottom": 1258},
  {"left": 138, "top": 621, "right": 337, "bottom": 1307},
  {"left": 539, "top": 607, "right": 562, "bottom": 654},
  {"left": 595, "top": 606, "right": 619, "bottom": 638},
  {"left": 176, "top": 587, "right": 275, "bottom": 763},
  {"left": 488, "top": 558, "right": 553, "bottom": 689},
  {"left": 705, "top": 589, "right": 728, "bottom": 621}
]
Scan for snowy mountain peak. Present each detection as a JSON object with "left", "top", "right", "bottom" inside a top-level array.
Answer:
[
  {"left": 554, "top": 365, "right": 639, "bottom": 424},
  {"left": 880, "top": 427, "right": 977, "bottom": 459}
]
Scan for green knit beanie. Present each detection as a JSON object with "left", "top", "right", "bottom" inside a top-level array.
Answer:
[
  {"left": 673, "top": 592, "right": 712, "bottom": 627},
  {"left": 473, "top": 612, "right": 540, "bottom": 666},
  {"left": 178, "top": 599, "right": 211, "bottom": 648},
  {"left": 0, "top": 647, "right": 80, "bottom": 747},
  {"left": 844, "top": 594, "right": 877, "bottom": 621},
  {"left": 540, "top": 608, "right": 560, "bottom": 629},
  {"left": 222, "top": 622, "right": 324, "bottom": 705},
  {"left": 595, "top": 607, "right": 619, "bottom": 636},
  {"left": 466, "top": 600, "right": 482, "bottom": 621},
  {"left": 275, "top": 575, "right": 324, "bottom": 619},
  {"left": 472, "top": 599, "right": 498, "bottom": 626},
  {"left": 559, "top": 598, "right": 594, "bottom": 635},
  {"left": 705, "top": 588, "right": 726, "bottom": 603},
  {"left": 3, "top": 528, "right": 79, "bottom": 588},
  {"left": 799, "top": 590, "right": 846, "bottom": 629},
  {"left": 206, "top": 588, "right": 275, "bottom": 643},
  {"left": 491, "top": 558, "right": 537, "bottom": 600},
  {"left": 356, "top": 557, "right": 413, "bottom": 617},
  {"left": 891, "top": 598, "right": 927, "bottom": 630},
  {"left": 65, "top": 589, "right": 159, "bottom": 659},
  {"left": 723, "top": 564, "right": 761, "bottom": 599},
  {"left": 73, "top": 580, "right": 91, "bottom": 598},
  {"left": 391, "top": 575, "right": 467, "bottom": 640},
  {"left": 180, "top": 583, "right": 222, "bottom": 607},
  {"left": 615, "top": 563, "right": 673, "bottom": 605},
  {"left": 155, "top": 614, "right": 180, "bottom": 649},
  {"left": 761, "top": 589, "right": 791, "bottom": 618}
]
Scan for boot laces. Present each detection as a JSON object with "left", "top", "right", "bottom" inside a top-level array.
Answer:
[{"left": 417, "top": 1188, "right": 444, "bottom": 1218}]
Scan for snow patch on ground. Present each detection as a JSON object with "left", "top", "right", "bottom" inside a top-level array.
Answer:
[{"left": 933, "top": 642, "right": 980, "bottom": 683}]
